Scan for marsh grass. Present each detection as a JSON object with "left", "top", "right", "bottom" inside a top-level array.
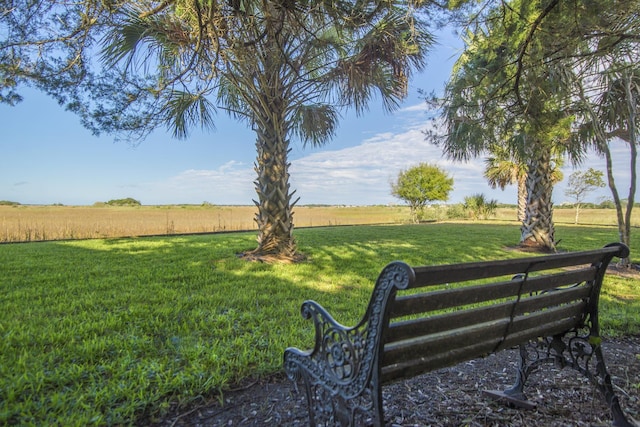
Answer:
[
  {"left": 0, "top": 223, "right": 638, "bottom": 425},
  {"left": 0, "top": 205, "right": 409, "bottom": 242},
  {"left": 2, "top": 205, "right": 639, "bottom": 243}
]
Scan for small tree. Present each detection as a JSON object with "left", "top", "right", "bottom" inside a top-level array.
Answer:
[
  {"left": 391, "top": 164, "right": 453, "bottom": 223},
  {"left": 565, "top": 168, "right": 606, "bottom": 224}
]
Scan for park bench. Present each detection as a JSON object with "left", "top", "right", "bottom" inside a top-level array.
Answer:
[{"left": 283, "top": 243, "right": 635, "bottom": 426}]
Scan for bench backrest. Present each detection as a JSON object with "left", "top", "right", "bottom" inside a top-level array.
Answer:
[{"left": 374, "top": 243, "right": 628, "bottom": 384}]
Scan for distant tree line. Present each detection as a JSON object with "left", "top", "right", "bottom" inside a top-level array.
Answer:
[{"left": 93, "top": 198, "right": 142, "bottom": 207}]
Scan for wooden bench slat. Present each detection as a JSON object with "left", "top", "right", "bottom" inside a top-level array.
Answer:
[
  {"left": 381, "top": 314, "right": 584, "bottom": 384},
  {"left": 385, "top": 284, "right": 592, "bottom": 343},
  {"left": 386, "top": 302, "right": 514, "bottom": 343},
  {"left": 410, "top": 248, "right": 615, "bottom": 288},
  {"left": 514, "top": 284, "right": 592, "bottom": 315},
  {"left": 508, "top": 300, "right": 587, "bottom": 336},
  {"left": 391, "top": 267, "right": 596, "bottom": 318},
  {"left": 494, "top": 315, "right": 586, "bottom": 352},
  {"left": 383, "top": 301, "right": 585, "bottom": 368},
  {"left": 381, "top": 338, "right": 503, "bottom": 383},
  {"left": 383, "top": 320, "right": 510, "bottom": 366}
]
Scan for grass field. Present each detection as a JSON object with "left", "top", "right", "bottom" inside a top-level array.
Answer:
[
  {"left": 1, "top": 222, "right": 638, "bottom": 425},
  {"left": 1, "top": 204, "right": 639, "bottom": 243}
]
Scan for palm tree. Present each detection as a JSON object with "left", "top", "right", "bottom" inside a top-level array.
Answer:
[
  {"left": 484, "top": 145, "right": 528, "bottom": 221},
  {"left": 434, "top": 0, "right": 582, "bottom": 251},
  {"left": 484, "top": 144, "right": 564, "bottom": 223},
  {"left": 18, "top": 0, "right": 435, "bottom": 262}
]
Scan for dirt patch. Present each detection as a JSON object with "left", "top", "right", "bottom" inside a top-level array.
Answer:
[
  {"left": 155, "top": 336, "right": 640, "bottom": 426},
  {"left": 607, "top": 264, "right": 640, "bottom": 280}
]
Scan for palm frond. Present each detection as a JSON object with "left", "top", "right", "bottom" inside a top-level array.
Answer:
[
  {"left": 101, "top": 6, "right": 192, "bottom": 77},
  {"left": 216, "top": 75, "right": 254, "bottom": 122},
  {"left": 291, "top": 104, "right": 339, "bottom": 147},
  {"left": 160, "top": 90, "right": 216, "bottom": 139},
  {"left": 100, "top": 8, "right": 150, "bottom": 69},
  {"left": 335, "top": 9, "right": 433, "bottom": 114}
]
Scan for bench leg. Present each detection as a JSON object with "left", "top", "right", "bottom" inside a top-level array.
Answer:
[
  {"left": 483, "top": 343, "right": 538, "bottom": 410},
  {"left": 292, "top": 374, "right": 382, "bottom": 426},
  {"left": 590, "top": 342, "right": 635, "bottom": 427},
  {"left": 502, "top": 334, "right": 635, "bottom": 426}
]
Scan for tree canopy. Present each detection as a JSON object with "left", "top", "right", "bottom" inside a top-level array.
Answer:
[
  {"left": 430, "top": 0, "right": 640, "bottom": 251},
  {"left": 1, "top": 0, "right": 465, "bottom": 261}
]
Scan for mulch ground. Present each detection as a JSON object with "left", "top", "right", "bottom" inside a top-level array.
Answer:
[{"left": 156, "top": 336, "right": 639, "bottom": 427}]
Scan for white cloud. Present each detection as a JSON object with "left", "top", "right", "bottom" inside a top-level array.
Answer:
[
  {"left": 138, "top": 120, "right": 518, "bottom": 206},
  {"left": 145, "top": 124, "right": 634, "bottom": 207},
  {"left": 139, "top": 161, "right": 256, "bottom": 204},
  {"left": 290, "top": 124, "right": 514, "bottom": 205},
  {"left": 399, "top": 103, "right": 430, "bottom": 113}
]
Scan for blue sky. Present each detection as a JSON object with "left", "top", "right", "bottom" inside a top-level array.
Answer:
[{"left": 0, "top": 30, "right": 632, "bottom": 206}]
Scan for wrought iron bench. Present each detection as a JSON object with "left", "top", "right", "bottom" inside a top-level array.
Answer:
[{"left": 283, "top": 243, "right": 635, "bottom": 426}]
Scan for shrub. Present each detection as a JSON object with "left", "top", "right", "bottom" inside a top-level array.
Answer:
[
  {"left": 417, "top": 205, "right": 447, "bottom": 222},
  {"left": 598, "top": 200, "right": 616, "bottom": 209},
  {"left": 446, "top": 203, "right": 467, "bottom": 219},
  {"left": 463, "top": 194, "right": 498, "bottom": 220}
]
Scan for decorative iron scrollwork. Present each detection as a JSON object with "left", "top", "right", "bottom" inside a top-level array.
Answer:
[
  {"left": 505, "top": 325, "right": 634, "bottom": 426},
  {"left": 283, "top": 262, "right": 414, "bottom": 426}
]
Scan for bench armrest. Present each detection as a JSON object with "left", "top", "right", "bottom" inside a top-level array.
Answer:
[
  {"left": 284, "top": 262, "right": 414, "bottom": 390},
  {"left": 284, "top": 299, "right": 368, "bottom": 387}
]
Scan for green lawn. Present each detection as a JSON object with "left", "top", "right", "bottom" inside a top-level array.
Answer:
[{"left": 1, "top": 223, "right": 638, "bottom": 425}]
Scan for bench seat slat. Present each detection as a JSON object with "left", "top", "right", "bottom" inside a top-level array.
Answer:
[
  {"left": 410, "top": 248, "right": 615, "bottom": 288},
  {"left": 391, "top": 267, "right": 596, "bottom": 318},
  {"left": 385, "top": 284, "right": 592, "bottom": 343},
  {"left": 493, "top": 315, "right": 585, "bottom": 353},
  {"left": 381, "top": 338, "right": 503, "bottom": 383},
  {"left": 383, "top": 301, "right": 586, "bottom": 368},
  {"left": 381, "top": 315, "right": 582, "bottom": 384}
]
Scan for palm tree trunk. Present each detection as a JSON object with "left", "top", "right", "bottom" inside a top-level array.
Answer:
[
  {"left": 238, "top": 23, "right": 304, "bottom": 262},
  {"left": 517, "top": 175, "right": 527, "bottom": 222},
  {"left": 244, "top": 95, "right": 301, "bottom": 262},
  {"left": 520, "top": 150, "right": 556, "bottom": 251}
]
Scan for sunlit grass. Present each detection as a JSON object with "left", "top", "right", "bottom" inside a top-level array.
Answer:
[{"left": 0, "top": 223, "right": 638, "bottom": 425}]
